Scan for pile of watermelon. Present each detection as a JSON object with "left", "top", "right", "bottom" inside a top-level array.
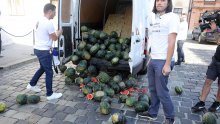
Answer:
[
  {"left": 77, "top": 26, "right": 131, "bottom": 66},
  {"left": 59, "top": 26, "right": 151, "bottom": 116}
]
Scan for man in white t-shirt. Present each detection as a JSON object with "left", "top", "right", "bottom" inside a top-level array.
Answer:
[
  {"left": 26, "top": 3, "right": 63, "bottom": 100},
  {"left": 175, "top": 15, "right": 188, "bottom": 65},
  {"left": 139, "top": 0, "right": 179, "bottom": 124}
]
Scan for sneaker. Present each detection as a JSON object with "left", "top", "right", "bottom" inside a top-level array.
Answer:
[
  {"left": 47, "top": 93, "right": 62, "bottom": 100},
  {"left": 26, "top": 84, "right": 41, "bottom": 92},
  {"left": 191, "top": 101, "right": 205, "bottom": 112},
  {"left": 138, "top": 111, "right": 157, "bottom": 120},
  {"left": 163, "top": 118, "right": 175, "bottom": 124},
  {"left": 208, "top": 101, "right": 220, "bottom": 112}
]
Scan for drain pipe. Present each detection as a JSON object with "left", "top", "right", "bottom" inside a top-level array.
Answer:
[{"left": 188, "top": 0, "right": 193, "bottom": 30}]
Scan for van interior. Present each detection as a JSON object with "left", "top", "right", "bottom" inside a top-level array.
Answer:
[{"left": 59, "top": 0, "right": 132, "bottom": 58}]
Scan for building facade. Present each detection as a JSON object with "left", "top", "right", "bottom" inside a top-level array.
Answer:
[{"left": 189, "top": 0, "right": 220, "bottom": 31}]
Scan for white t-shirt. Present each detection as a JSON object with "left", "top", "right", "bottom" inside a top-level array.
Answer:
[
  {"left": 34, "top": 17, "right": 55, "bottom": 50},
  {"left": 147, "top": 12, "right": 180, "bottom": 60},
  {"left": 177, "top": 20, "right": 188, "bottom": 41}
]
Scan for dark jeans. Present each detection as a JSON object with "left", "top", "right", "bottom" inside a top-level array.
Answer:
[
  {"left": 177, "top": 40, "right": 185, "bottom": 62},
  {"left": 147, "top": 59, "right": 175, "bottom": 119},
  {"left": 30, "top": 49, "right": 53, "bottom": 96}
]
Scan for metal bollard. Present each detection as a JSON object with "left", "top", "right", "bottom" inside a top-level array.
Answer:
[
  {"left": 0, "top": 27, "right": 2, "bottom": 57},
  {"left": 31, "top": 29, "right": 35, "bottom": 56}
]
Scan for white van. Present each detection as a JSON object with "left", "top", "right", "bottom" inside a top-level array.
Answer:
[{"left": 58, "top": 0, "right": 152, "bottom": 75}]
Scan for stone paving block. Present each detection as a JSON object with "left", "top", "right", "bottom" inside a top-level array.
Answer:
[
  {"left": 27, "top": 114, "right": 42, "bottom": 124},
  {"left": 65, "top": 101, "right": 78, "bottom": 107},
  {"left": 63, "top": 106, "right": 77, "bottom": 114},
  {"left": 64, "top": 114, "right": 78, "bottom": 123},
  {"left": 180, "top": 118, "right": 193, "bottom": 124},
  {"left": 74, "top": 102, "right": 88, "bottom": 110},
  {"left": 1, "top": 109, "right": 18, "bottom": 117},
  {"left": 175, "top": 112, "right": 186, "bottom": 119},
  {"left": 32, "top": 108, "right": 47, "bottom": 116},
  {"left": 12, "top": 112, "right": 32, "bottom": 120},
  {"left": 171, "top": 96, "right": 182, "bottom": 101},
  {"left": 180, "top": 101, "right": 192, "bottom": 107},
  {"left": 111, "top": 103, "right": 124, "bottom": 109},
  {"left": 16, "top": 104, "right": 37, "bottom": 113},
  {"left": 43, "top": 103, "right": 57, "bottom": 110},
  {"left": 53, "top": 112, "right": 68, "bottom": 120},
  {"left": 37, "top": 117, "right": 52, "bottom": 124},
  {"left": 15, "top": 120, "right": 29, "bottom": 124},
  {"left": 4, "top": 96, "right": 16, "bottom": 103},
  {"left": 42, "top": 109, "right": 57, "bottom": 118},
  {"left": 57, "top": 99, "right": 68, "bottom": 105},
  {"left": 125, "top": 110, "right": 137, "bottom": 118},
  {"left": 110, "top": 108, "right": 125, "bottom": 115},
  {"left": 75, "top": 109, "right": 87, "bottom": 116},
  {"left": 181, "top": 97, "right": 192, "bottom": 102},
  {"left": 74, "top": 116, "right": 88, "bottom": 124},
  {"left": 87, "top": 119, "right": 102, "bottom": 124},
  {"left": 187, "top": 113, "right": 201, "bottom": 122},
  {"left": 96, "top": 113, "right": 111, "bottom": 121},
  {"left": 0, "top": 116, "right": 18, "bottom": 124},
  {"left": 125, "top": 117, "right": 137, "bottom": 124},
  {"left": 179, "top": 106, "right": 191, "bottom": 113},
  {"left": 55, "top": 104, "right": 67, "bottom": 112}
]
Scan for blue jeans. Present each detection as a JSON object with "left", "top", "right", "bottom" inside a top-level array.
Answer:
[
  {"left": 30, "top": 49, "right": 53, "bottom": 96},
  {"left": 147, "top": 59, "right": 175, "bottom": 119}
]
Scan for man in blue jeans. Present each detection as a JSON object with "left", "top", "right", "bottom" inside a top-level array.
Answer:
[
  {"left": 26, "top": 3, "right": 63, "bottom": 100},
  {"left": 138, "top": 0, "right": 179, "bottom": 124}
]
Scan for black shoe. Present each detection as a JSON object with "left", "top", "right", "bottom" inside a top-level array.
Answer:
[
  {"left": 191, "top": 101, "right": 205, "bottom": 112},
  {"left": 163, "top": 118, "right": 175, "bottom": 124},
  {"left": 208, "top": 101, "right": 220, "bottom": 112},
  {"left": 138, "top": 111, "right": 157, "bottom": 120},
  {"left": 175, "top": 62, "right": 181, "bottom": 65},
  {"left": 182, "top": 59, "right": 185, "bottom": 62}
]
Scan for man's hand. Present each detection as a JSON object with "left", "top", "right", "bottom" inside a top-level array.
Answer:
[
  {"left": 162, "top": 64, "right": 171, "bottom": 76},
  {"left": 56, "top": 29, "right": 63, "bottom": 37}
]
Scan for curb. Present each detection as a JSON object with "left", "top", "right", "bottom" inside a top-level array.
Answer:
[{"left": 0, "top": 57, "right": 38, "bottom": 72}]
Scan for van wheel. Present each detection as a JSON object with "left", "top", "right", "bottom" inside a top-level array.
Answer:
[
  {"left": 191, "top": 34, "right": 195, "bottom": 40},
  {"left": 198, "top": 35, "right": 206, "bottom": 44}
]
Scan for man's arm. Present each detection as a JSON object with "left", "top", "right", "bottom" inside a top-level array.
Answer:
[
  {"left": 162, "top": 33, "right": 177, "bottom": 76},
  {"left": 166, "top": 33, "right": 177, "bottom": 65},
  {"left": 49, "top": 30, "right": 62, "bottom": 41}
]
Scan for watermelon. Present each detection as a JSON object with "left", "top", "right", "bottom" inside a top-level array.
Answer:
[
  {"left": 126, "top": 97, "right": 137, "bottom": 107},
  {"left": 0, "top": 102, "right": 6, "bottom": 113},
  {"left": 100, "top": 102, "right": 111, "bottom": 115},
  {"left": 112, "top": 113, "right": 126, "bottom": 124},
  {"left": 175, "top": 86, "right": 183, "bottom": 95},
  {"left": 202, "top": 112, "right": 217, "bottom": 124}
]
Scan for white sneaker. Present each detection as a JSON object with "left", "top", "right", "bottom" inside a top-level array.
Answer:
[
  {"left": 47, "top": 93, "right": 62, "bottom": 100},
  {"left": 26, "top": 84, "right": 41, "bottom": 92}
]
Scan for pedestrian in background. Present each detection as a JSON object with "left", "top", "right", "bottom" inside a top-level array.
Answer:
[
  {"left": 191, "top": 21, "right": 220, "bottom": 112},
  {"left": 175, "top": 14, "right": 188, "bottom": 65},
  {"left": 138, "top": 0, "right": 180, "bottom": 124},
  {"left": 27, "top": 3, "right": 63, "bottom": 100}
]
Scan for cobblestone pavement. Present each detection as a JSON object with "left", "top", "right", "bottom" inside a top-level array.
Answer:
[{"left": 0, "top": 39, "right": 220, "bottom": 124}]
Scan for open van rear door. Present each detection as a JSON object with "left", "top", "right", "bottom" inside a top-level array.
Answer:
[
  {"left": 129, "top": 0, "right": 150, "bottom": 74},
  {"left": 58, "top": 0, "right": 80, "bottom": 61}
]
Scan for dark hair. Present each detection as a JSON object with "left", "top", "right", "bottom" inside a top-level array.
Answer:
[
  {"left": 199, "top": 19, "right": 202, "bottom": 23},
  {"left": 152, "top": 0, "right": 173, "bottom": 14},
  {"left": 44, "top": 3, "right": 56, "bottom": 14}
]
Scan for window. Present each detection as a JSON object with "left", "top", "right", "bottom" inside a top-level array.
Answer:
[{"left": 173, "top": 8, "right": 183, "bottom": 15}]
